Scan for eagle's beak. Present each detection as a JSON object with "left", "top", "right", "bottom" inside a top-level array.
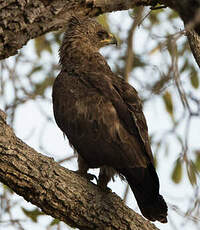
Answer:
[{"left": 101, "top": 33, "right": 118, "bottom": 46}]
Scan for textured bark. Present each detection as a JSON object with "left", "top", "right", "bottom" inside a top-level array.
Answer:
[
  {"left": 0, "top": 0, "right": 200, "bottom": 67},
  {"left": 0, "top": 109, "right": 159, "bottom": 230},
  {"left": 160, "top": 0, "right": 200, "bottom": 26},
  {"left": 85, "top": 0, "right": 153, "bottom": 11},
  {"left": 0, "top": 0, "right": 154, "bottom": 60},
  {"left": 187, "top": 29, "right": 200, "bottom": 68}
]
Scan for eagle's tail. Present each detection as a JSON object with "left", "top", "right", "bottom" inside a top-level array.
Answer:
[{"left": 118, "top": 164, "right": 168, "bottom": 223}]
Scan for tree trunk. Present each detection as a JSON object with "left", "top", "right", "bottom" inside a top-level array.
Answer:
[
  {"left": 0, "top": 109, "right": 159, "bottom": 230},
  {"left": 0, "top": 0, "right": 200, "bottom": 67}
]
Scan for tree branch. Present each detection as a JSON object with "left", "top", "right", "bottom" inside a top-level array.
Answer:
[
  {"left": 187, "top": 29, "right": 200, "bottom": 68},
  {"left": 124, "top": 7, "right": 144, "bottom": 81},
  {"left": 160, "top": 0, "right": 200, "bottom": 67},
  {"left": 0, "top": 109, "right": 159, "bottom": 230},
  {"left": 1, "top": 0, "right": 200, "bottom": 67},
  {"left": 0, "top": 0, "right": 154, "bottom": 60},
  {"left": 85, "top": 0, "right": 153, "bottom": 12}
]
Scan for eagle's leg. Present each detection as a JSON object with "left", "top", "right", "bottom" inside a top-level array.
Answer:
[
  {"left": 98, "top": 166, "right": 116, "bottom": 191},
  {"left": 76, "top": 154, "right": 97, "bottom": 181}
]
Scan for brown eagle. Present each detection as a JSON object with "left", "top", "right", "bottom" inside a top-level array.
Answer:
[{"left": 52, "top": 16, "right": 168, "bottom": 223}]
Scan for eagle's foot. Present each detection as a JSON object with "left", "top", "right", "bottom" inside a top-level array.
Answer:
[
  {"left": 97, "top": 166, "right": 114, "bottom": 192},
  {"left": 85, "top": 172, "right": 97, "bottom": 182},
  {"left": 97, "top": 181, "right": 111, "bottom": 193},
  {"left": 75, "top": 170, "right": 97, "bottom": 182},
  {"left": 97, "top": 177, "right": 111, "bottom": 193}
]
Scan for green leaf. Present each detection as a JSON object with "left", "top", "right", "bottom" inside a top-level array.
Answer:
[
  {"left": 3, "top": 185, "right": 14, "bottom": 194},
  {"left": 163, "top": 91, "right": 174, "bottom": 118},
  {"left": 186, "top": 162, "right": 197, "bottom": 186},
  {"left": 167, "top": 38, "right": 177, "bottom": 58},
  {"left": 151, "top": 74, "right": 171, "bottom": 94},
  {"left": 34, "top": 36, "right": 52, "bottom": 57},
  {"left": 195, "top": 150, "right": 200, "bottom": 171},
  {"left": 167, "top": 11, "right": 179, "bottom": 19},
  {"left": 53, "top": 32, "right": 62, "bottom": 45},
  {"left": 154, "top": 141, "right": 161, "bottom": 153},
  {"left": 34, "top": 76, "right": 55, "bottom": 96},
  {"left": 180, "top": 59, "right": 188, "bottom": 73},
  {"left": 97, "top": 14, "right": 110, "bottom": 32},
  {"left": 190, "top": 69, "right": 199, "bottom": 89},
  {"left": 133, "top": 55, "right": 146, "bottom": 68},
  {"left": 153, "top": 155, "right": 157, "bottom": 168},
  {"left": 171, "top": 158, "right": 182, "bottom": 184},
  {"left": 27, "top": 65, "right": 43, "bottom": 78},
  {"left": 22, "top": 208, "right": 44, "bottom": 223},
  {"left": 49, "top": 218, "right": 60, "bottom": 226},
  {"left": 149, "top": 9, "right": 162, "bottom": 24}
]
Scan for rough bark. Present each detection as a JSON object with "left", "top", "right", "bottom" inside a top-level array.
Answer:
[
  {"left": 187, "top": 29, "right": 200, "bottom": 68},
  {"left": 85, "top": 0, "right": 153, "bottom": 11},
  {"left": 160, "top": 0, "right": 200, "bottom": 27},
  {"left": 0, "top": 109, "right": 159, "bottom": 230},
  {"left": 0, "top": 0, "right": 154, "bottom": 60},
  {"left": 1, "top": 0, "right": 200, "bottom": 67}
]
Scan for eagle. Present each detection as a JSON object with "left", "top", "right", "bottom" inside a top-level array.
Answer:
[{"left": 52, "top": 16, "right": 168, "bottom": 223}]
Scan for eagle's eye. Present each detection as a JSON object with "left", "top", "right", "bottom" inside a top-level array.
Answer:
[{"left": 97, "top": 30, "right": 109, "bottom": 40}]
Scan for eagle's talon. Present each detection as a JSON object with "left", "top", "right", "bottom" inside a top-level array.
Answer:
[
  {"left": 75, "top": 170, "right": 97, "bottom": 182},
  {"left": 97, "top": 179, "right": 111, "bottom": 192},
  {"left": 86, "top": 173, "right": 98, "bottom": 182},
  {"left": 97, "top": 183, "right": 111, "bottom": 193}
]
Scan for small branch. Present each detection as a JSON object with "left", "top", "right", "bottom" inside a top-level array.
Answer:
[
  {"left": 159, "top": 0, "right": 200, "bottom": 67},
  {"left": 0, "top": 109, "right": 159, "bottom": 230},
  {"left": 124, "top": 7, "right": 144, "bottom": 81}
]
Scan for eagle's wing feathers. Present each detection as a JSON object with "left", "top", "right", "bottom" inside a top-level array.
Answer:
[
  {"left": 117, "top": 80, "right": 154, "bottom": 163},
  {"left": 81, "top": 71, "right": 154, "bottom": 164}
]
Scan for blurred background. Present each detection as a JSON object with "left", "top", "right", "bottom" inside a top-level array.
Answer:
[{"left": 0, "top": 7, "right": 200, "bottom": 230}]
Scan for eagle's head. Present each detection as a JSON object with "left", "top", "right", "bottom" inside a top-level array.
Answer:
[
  {"left": 62, "top": 16, "right": 117, "bottom": 50},
  {"left": 59, "top": 16, "right": 117, "bottom": 71}
]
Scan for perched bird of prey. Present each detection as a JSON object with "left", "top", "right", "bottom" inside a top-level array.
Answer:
[{"left": 52, "top": 16, "right": 168, "bottom": 223}]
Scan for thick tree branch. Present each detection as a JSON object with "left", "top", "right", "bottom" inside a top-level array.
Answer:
[
  {"left": 1, "top": 0, "right": 200, "bottom": 67},
  {"left": 160, "top": 0, "right": 200, "bottom": 28},
  {"left": 0, "top": 0, "right": 155, "bottom": 60},
  {"left": 0, "top": 109, "right": 159, "bottom": 230}
]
